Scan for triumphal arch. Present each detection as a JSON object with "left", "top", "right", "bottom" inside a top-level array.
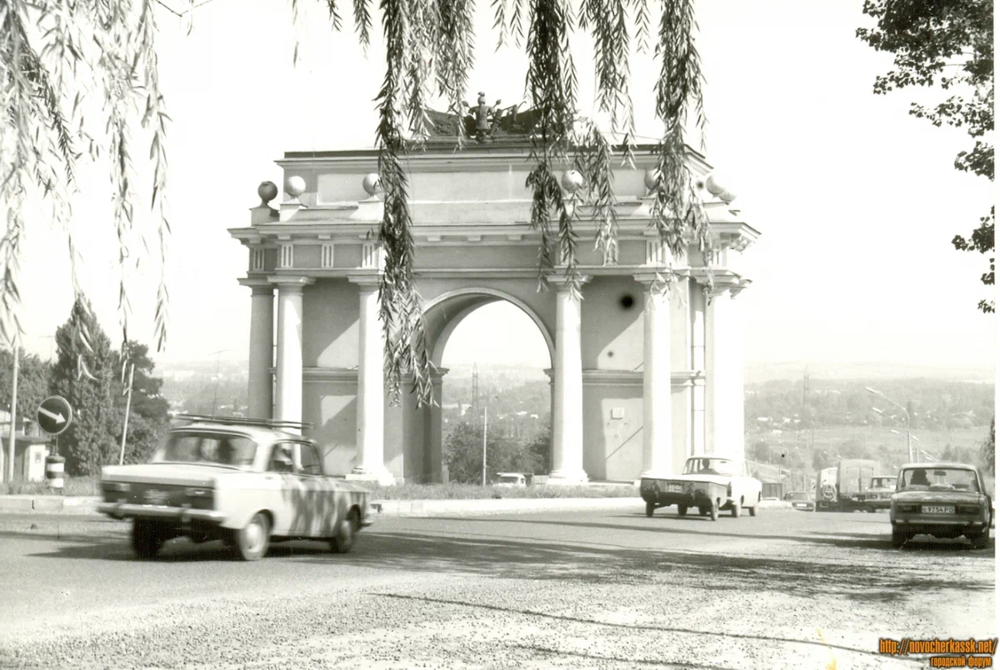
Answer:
[{"left": 230, "top": 101, "right": 759, "bottom": 484}]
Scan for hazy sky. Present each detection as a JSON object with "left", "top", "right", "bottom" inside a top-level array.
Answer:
[{"left": 12, "top": 0, "right": 996, "bottom": 380}]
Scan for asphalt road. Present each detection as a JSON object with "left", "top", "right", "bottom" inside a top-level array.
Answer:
[{"left": 0, "top": 505, "right": 994, "bottom": 669}]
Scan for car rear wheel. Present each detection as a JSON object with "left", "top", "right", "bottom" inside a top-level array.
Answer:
[
  {"left": 132, "top": 519, "right": 165, "bottom": 559},
  {"left": 891, "top": 527, "right": 908, "bottom": 549},
  {"left": 331, "top": 509, "right": 360, "bottom": 554},
  {"left": 709, "top": 501, "right": 719, "bottom": 522},
  {"left": 645, "top": 502, "right": 655, "bottom": 518},
  {"left": 677, "top": 505, "right": 687, "bottom": 517},
  {"left": 749, "top": 497, "right": 759, "bottom": 517},
  {"left": 731, "top": 501, "right": 741, "bottom": 518},
  {"left": 236, "top": 512, "right": 271, "bottom": 561}
]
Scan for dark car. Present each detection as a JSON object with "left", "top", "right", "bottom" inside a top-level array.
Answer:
[
  {"left": 890, "top": 463, "right": 992, "bottom": 549},
  {"left": 784, "top": 491, "right": 815, "bottom": 512}
]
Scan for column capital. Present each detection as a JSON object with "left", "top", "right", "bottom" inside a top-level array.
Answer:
[
  {"left": 347, "top": 273, "right": 384, "bottom": 288},
  {"left": 632, "top": 271, "right": 676, "bottom": 293},
  {"left": 546, "top": 272, "right": 592, "bottom": 291},
  {"left": 269, "top": 275, "right": 315, "bottom": 292},
  {"left": 239, "top": 277, "right": 275, "bottom": 296}
]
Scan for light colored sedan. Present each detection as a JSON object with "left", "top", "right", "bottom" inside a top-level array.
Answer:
[
  {"left": 640, "top": 456, "right": 763, "bottom": 520},
  {"left": 98, "top": 416, "right": 374, "bottom": 561}
]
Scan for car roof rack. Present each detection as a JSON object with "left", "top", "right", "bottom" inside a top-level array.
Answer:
[{"left": 173, "top": 414, "right": 314, "bottom": 431}]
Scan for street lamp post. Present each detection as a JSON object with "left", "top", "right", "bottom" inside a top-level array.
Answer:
[{"left": 866, "top": 386, "right": 913, "bottom": 463}]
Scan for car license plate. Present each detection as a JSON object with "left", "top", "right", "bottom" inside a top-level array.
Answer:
[
  {"left": 921, "top": 505, "right": 955, "bottom": 514},
  {"left": 668, "top": 484, "right": 683, "bottom": 493}
]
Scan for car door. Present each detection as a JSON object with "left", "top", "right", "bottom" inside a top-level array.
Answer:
[
  {"left": 265, "top": 442, "right": 303, "bottom": 536},
  {"left": 293, "top": 441, "right": 337, "bottom": 537}
]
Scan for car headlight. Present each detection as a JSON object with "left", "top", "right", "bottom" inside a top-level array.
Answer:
[{"left": 104, "top": 482, "right": 131, "bottom": 492}]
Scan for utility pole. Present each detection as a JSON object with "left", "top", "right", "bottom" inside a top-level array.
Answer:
[
  {"left": 482, "top": 401, "right": 488, "bottom": 487},
  {"left": 6, "top": 340, "right": 18, "bottom": 483},
  {"left": 119, "top": 363, "right": 135, "bottom": 466}
]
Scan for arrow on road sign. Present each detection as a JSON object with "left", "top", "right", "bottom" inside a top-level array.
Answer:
[{"left": 38, "top": 406, "right": 66, "bottom": 424}]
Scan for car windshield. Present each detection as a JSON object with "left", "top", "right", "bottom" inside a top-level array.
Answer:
[
  {"left": 899, "top": 468, "right": 979, "bottom": 492},
  {"left": 683, "top": 458, "right": 738, "bottom": 476},
  {"left": 155, "top": 432, "right": 257, "bottom": 468},
  {"left": 787, "top": 492, "right": 808, "bottom": 501}
]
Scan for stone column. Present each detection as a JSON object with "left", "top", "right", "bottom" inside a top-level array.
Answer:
[
  {"left": 728, "top": 283, "right": 748, "bottom": 461},
  {"left": 704, "top": 281, "right": 748, "bottom": 460},
  {"left": 634, "top": 272, "right": 673, "bottom": 476},
  {"left": 348, "top": 276, "right": 394, "bottom": 484},
  {"left": 242, "top": 279, "right": 274, "bottom": 419},
  {"left": 547, "top": 276, "right": 589, "bottom": 484},
  {"left": 272, "top": 276, "right": 313, "bottom": 432},
  {"left": 428, "top": 368, "right": 448, "bottom": 483},
  {"left": 690, "top": 282, "right": 707, "bottom": 455}
]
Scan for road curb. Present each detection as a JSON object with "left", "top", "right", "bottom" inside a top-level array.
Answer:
[{"left": 0, "top": 495, "right": 796, "bottom": 517}]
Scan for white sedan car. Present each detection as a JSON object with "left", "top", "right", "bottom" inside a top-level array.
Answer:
[
  {"left": 639, "top": 456, "right": 763, "bottom": 520},
  {"left": 98, "top": 415, "right": 375, "bottom": 561}
]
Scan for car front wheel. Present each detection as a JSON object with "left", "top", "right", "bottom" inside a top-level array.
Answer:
[
  {"left": 731, "top": 501, "right": 741, "bottom": 518},
  {"left": 645, "top": 502, "right": 655, "bottom": 518},
  {"left": 971, "top": 530, "right": 990, "bottom": 549},
  {"left": 331, "top": 509, "right": 360, "bottom": 554},
  {"left": 236, "top": 512, "right": 271, "bottom": 561},
  {"left": 891, "top": 527, "right": 908, "bottom": 549},
  {"left": 132, "top": 519, "right": 165, "bottom": 559},
  {"left": 677, "top": 505, "right": 687, "bottom": 517}
]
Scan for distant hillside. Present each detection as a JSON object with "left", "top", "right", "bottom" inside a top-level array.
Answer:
[{"left": 745, "top": 378, "right": 994, "bottom": 431}]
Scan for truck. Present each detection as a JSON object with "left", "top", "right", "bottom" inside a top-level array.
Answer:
[{"left": 815, "top": 459, "right": 880, "bottom": 512}]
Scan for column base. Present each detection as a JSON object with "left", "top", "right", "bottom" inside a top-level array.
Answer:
[
  {"left": 546, "top": 469, "right": 589, "bottom": 486},
  {"left": 346, "top": 468, "right": 396, "bottom": 486}
]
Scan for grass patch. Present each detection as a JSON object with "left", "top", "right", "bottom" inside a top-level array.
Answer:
[
  {"left": 367, "top": 482, "right": 638, "bottom": 500},
  {"left": 0, "top": 476, "right": 100, "bottom": 497},
  {"left": 0, "top": 477, "right": 638, "bottom": 501}
]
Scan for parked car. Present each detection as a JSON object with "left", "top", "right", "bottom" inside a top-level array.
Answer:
[
  {"left": 98, "top": 415, "right": 375, "bottom": 561},
  {"left": 863, "top": 475, "right": 895, "bottom": 512},
  {"left": 640, "top": 456, "right": 763, "bottom": 521},
  {"left": 784, "top": 491, "right": 815, "bottom": 512},
  {"left": 496, "top": 472, "right": 527, "bottom": 487},
  {"left": 890, "top": 462, "right": 992, "bottom": 549}
]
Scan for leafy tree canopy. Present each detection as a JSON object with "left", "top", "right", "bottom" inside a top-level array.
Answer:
[
  {"left": 445, "top": 419, "right": 541, "bottom": 484},
  {"left": 858, "top": 0, "right": 994, "bottom": 312},
  {"left": 0, "top": 349, "right": 51, "bottom": 429},
  {"left": 50, "top": 298, "right": 167, "bottom": 474},
  {"left": 0, "top": 0, "right": 709, "bottom": 405}
]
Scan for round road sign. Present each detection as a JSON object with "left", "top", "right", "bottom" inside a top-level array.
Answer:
[{"left": 37, "top": 396, "right": 73, "bottom": 436}]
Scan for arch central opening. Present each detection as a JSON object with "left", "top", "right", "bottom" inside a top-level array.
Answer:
[{"left": 424, "top": 291, "right": 553, "bottom": 485}]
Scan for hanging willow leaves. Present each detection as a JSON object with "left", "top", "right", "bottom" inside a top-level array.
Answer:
[{"left": 2, "top": 0, "right": 711, "bottom": 409}]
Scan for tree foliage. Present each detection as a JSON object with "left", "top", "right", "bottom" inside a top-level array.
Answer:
[
  {"left": 1, "top": 0, "right": 709, "bottom": 406},
  {"left": 444, "top": 419, "right": 541, "bottom": 484},
  {"left": 858, "top": 0, "right": 995, "bottom": 312},
  {"left": 49, "top": 298, "right": 167, "bottom": 474},
  {"left": 0, "top": 349, "right": 52, "bottom": 428}
]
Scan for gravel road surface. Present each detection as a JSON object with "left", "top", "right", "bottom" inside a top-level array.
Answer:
[{"left": 0, "top": 506, "right": 993, "bottom": 669}]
